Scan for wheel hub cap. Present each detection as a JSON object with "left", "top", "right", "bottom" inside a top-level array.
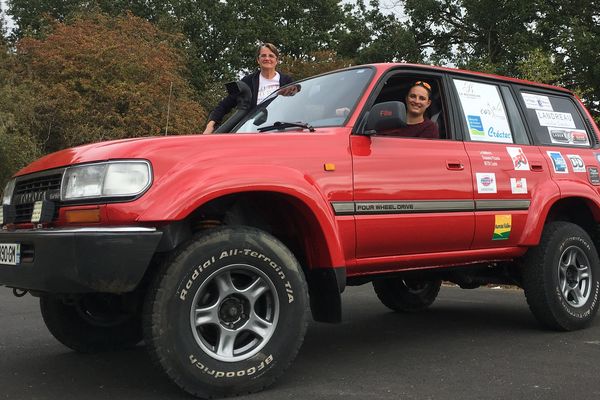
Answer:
[
  {"left": 218, "top": 296, "right": 249, "bottom": 328},
  {"left": 558, "top": 246, "right": 592, "bottom": 308}
]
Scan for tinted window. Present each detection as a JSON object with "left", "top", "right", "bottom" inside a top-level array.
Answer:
[{"left": 519, "top": 91, "right": 590, "bottom": 147}]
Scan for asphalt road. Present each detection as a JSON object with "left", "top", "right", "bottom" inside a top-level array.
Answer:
[{"left": 1, "top": 285, "right": 599, "bottom": 400}]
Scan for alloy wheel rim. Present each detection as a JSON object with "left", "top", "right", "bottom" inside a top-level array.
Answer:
[
  {"left": 557, "top": 245, "right": 592, "bottom": 308},
  {"left": 189, "top": 264, "right": 280, "bottom": 362}
]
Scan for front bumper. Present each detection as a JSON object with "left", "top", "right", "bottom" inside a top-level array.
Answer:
[{"left": 0, "top": 227, "right": 163, "bottom": 293}]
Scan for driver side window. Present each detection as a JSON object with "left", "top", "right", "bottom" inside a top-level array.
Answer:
[{"left": 371, "top": 75, "right": 447, "bottom": 140}]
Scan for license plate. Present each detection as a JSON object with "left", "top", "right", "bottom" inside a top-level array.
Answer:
[{"left": 0, "top": 243, "right": 20, "bottom": 266}]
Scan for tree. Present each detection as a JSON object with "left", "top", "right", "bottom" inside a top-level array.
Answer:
[
  {"left": 16, "top": 12, "right": 206, "bottom": 153},
  {"left": 282, "top": 50, "right": 354, "bottom": 81},
  {"left": 0, "top": 40, "right": 41, "bottom": 186},
  {"left": 535, "top": 0, "right": 600, "bottom": 121},
  {"left": 403, "top": 0, "right": 542, "bottom": 76},
  {"left": 6, "top": 0, "right": 174, "bottom": 38},
  {"left": 336, "top": 0, "right": 422, "bottom": 64}
]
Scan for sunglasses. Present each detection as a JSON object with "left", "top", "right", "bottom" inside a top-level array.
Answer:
[{"left": 415, "top": 81, "right": 432, "bottom": 91}]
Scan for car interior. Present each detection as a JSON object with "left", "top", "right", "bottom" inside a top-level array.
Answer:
[{"left": 372, "top": 75, "right": 447, "bottom": 139}]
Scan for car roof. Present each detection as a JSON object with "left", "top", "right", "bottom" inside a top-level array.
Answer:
[{"left": 366, "top": 63, "right": 572, "bottom": 94}]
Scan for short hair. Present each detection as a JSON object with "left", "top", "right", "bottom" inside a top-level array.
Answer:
[{"left": 256, "top": 43, "right": 280, "bottom": 58}]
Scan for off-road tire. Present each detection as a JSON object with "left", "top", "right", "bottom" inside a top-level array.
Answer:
[
  {"left": 373, "top": 278, "right": 442, "bottom": 312},
  {"left": 40, "top": 294, "right": 142, "bottom": 353},
  {"left": 522, "top": 221, "right": 600, "bottom": 331},
  {"left": 143, "top": 226, "right": 309, "bottom": 399}
]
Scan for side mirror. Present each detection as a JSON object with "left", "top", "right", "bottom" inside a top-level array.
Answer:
[
  {"left": 216, "top": 81, "right": 252, "bottom": 133},
  {"left": 363, "top": 101, "right": 407, "bottom": 135},
  {"left": 224, "top": 80, "right": 252, "bottom": 111}
]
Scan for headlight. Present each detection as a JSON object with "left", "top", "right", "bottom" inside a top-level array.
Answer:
[
  {"left": 2, "top": 179, "right": 15, "bottom": 205},
  {"left": 62, "top": 161, "right": 151, "bottom": 201}
]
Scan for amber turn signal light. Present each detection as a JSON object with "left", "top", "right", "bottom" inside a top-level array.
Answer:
[{"left": 65, "top": 209, "right": 101, "bottom": 223}]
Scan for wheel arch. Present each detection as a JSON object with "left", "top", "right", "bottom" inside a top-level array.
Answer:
[
  {"left": 520, "top": 173, "right": 600, "bottom": 248},
  {"left": 153, "top": 189, "right": 347, "bottom": 323}
]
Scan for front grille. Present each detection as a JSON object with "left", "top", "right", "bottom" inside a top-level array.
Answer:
[{"left": 12, "top": 170, "right": 64, "bottom": 224}]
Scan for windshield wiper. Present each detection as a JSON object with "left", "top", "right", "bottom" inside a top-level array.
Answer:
[{"left": 257, "top": 121, "right": 315, "bottom": 133}]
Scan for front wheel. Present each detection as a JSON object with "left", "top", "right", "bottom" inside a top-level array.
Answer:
[
  {"left": 522, "top": 221, "right": 600, "bottom": 331},
  {"left": 144, "top": 227, "right": 309, "bottom": 398}
]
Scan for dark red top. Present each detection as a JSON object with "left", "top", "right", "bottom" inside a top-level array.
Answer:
[{"left": 380, "top": 119, "right": 440, "bottom": 139}]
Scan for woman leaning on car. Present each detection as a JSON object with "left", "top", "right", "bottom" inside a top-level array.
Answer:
[{"left": 203, "top": 43, "right": 294, "bottom": 134}]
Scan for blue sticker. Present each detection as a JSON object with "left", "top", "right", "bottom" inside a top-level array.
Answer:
[
  {"left": 467, "top": 115, "right": 484, "bottom": 136},
  {"left": 547, "top": 151, "right": 568, "bottom": 173}
]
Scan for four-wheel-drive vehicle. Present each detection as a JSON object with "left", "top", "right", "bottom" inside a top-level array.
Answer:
[{"left": 2, "top": 63, "right": 600, "bottom": 398}]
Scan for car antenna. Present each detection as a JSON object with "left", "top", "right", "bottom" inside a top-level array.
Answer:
[{"left": 164, "top": 81, "right": 173, "bottom": 136}]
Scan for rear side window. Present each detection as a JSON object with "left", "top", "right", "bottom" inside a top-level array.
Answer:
[
  {"left": 519, "top": 91, "right": 591, "bottom": 147},
  {"left": 453, "top": 79, "right": 514, "bottom": 144}
]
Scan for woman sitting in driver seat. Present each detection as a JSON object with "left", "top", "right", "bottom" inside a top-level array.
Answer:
[{"left": 383, "top": 81, "right": 439, "bottom": 139}]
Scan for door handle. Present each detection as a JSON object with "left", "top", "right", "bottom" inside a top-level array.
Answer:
[
  {"left": 530, "top": 163, "right": 544, "bottom": 171},
  {"left": 446, "top": 160, "right": 464, "bottom": 170}
]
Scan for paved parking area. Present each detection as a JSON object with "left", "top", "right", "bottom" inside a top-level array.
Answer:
[{"left": 1, "top": 285, "right": 599, "bottom": 399}]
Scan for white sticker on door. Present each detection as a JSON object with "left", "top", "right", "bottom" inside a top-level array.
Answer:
[
  {"left": 510, "top": 178, "right": 528, "bottom": 194},
  {"left": 476, "top": 173, "right": 497, "bottom": 193},
  {"left": 567, "top": 155, "right": 586, "bottom": 172},
  {"left": 506, "top": 147, "right": 530, "bottom": 171}
]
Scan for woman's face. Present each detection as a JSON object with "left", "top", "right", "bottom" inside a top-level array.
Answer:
[
  {"left": 406, "top": 86, "right": 431, "bottom": 117},
  {"left": 257, "top": 46, "right": 278, "bottom": 70}
]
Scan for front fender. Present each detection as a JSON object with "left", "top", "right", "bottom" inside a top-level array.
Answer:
[{"left": 137, "top": 164, "right": 349, "bottom": 267}]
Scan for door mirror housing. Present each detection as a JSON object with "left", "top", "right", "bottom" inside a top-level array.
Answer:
[{"left": 216, "top": 81, "right": 252, "bottom": 133}]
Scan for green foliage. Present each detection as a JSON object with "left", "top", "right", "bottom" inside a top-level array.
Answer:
[
  {"left": 336, "top": 0, "right": 422, "bottom": 64},
  {"left": 535, "top": 0, "right": 600, "bottom": 120},
  {"left": 404, "top": 0, "right": 541, "bottom": 75},
  {"left": 15, "top": 12, "right": 206, "bottom": 153},
  {"left": 282, "top": 50, "right": 355, "bottom": 81},
  {"left": 3, "top": 0, "right": 600, "bottom": 135},
  {"left": 0, "top": 43, "right": 41, "bottom": 185}
]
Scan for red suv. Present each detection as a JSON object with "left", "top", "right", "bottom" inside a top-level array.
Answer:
[{"left": 1, "top": 63, "right": 600, "bottom": 398}]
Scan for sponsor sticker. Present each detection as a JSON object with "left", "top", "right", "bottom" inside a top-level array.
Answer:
[
  {"left": 510, "top": 178, "right": 528, "bottom": 194},
  {"left": 547, "top": 151, "right": 568, "bottom": 173},
  {"left": 588, "top": 167, "right": 600, "bottom": 185},
  {"left": 548, "top": 127, "right": 590, "bottom": 146},
  {"left": 521, "top": 93, "right": 553, "bottom": 111},
  {"left": 476, "top": 173, "right": 497, "bottom": 193},
  {"left": 506, "top": 147, "right": 530, "bottom": 170},
  {"left": 536, "top": 110, "right": 576, "bottom": 129},
  {"left": 468, "top": 115, "right": 485, "bottom": 136},
  {"left": 566, "top": 155, "right": 586, "bottom": 172},
  {"left": 493, "top": 215, "right": 512, "bottom": 241},
  {"left": 480, "top": 150, "right": 500, "bottom": 167},
  {"left": 454, "top": 79, "right": 513, "bottom": 143}
]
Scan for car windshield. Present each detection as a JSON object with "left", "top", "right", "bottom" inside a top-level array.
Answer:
[{"left": 234, "top": 67, "right": 374, "bottom": 133}]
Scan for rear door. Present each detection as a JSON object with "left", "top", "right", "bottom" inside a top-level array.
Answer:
[
  {"left": 515, "top": 87, "right": 599, "bottom": 198},
  {"left": 450, "top": 77, "right": 552, "bottom": 248}
]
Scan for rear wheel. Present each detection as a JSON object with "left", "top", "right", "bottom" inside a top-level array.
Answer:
[
  {"left": 144, "top": 226, "right": 309, "bottom": 398},
  {"left": 40, "top": 293, "right": 142, "bottom": 353},
  {"left": 522, "top": 221, "right": 600, "bottom": 331},
  {"left": 373, "top": 278, "right": 442, "bottom": 312}
]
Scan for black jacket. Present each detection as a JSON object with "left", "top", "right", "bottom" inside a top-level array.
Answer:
[{"left": 208, "top": 70, "right": 294, "bottom": 124}]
